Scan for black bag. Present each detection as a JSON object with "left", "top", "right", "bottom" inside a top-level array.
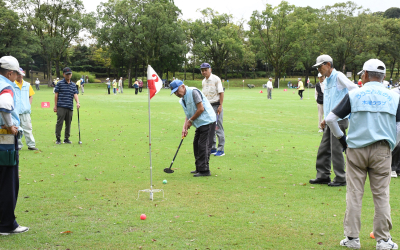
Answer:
[{"left": 0, "top": 134, "right": 16, "bottom": 166}]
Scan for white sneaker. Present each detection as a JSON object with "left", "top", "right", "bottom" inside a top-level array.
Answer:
[
  {"left": 340, "top": 237, "right": 361, "bottom": 249},
  {"left": 0, "top": 226, "right": 29, "bottom": 235},
  {"left": 376, "top": 238, "right": 398, "bottom": 250},
  {"left": 318, "top": 129, "right": 323, "bottom": 133},
  {"left": 391, "top": 171, "right": 398, "bottom": 178}
]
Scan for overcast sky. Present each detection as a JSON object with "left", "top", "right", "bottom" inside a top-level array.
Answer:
[{"left": 82, "top": 0, "right": 399, "bottom": 22}]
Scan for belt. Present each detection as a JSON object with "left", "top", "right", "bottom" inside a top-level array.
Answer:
[{"left": 211, "top": 102, "right": 220, "bottom": 106}]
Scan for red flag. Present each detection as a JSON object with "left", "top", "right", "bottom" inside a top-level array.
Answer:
[{"left": 147, "top": 65, "right": 162, "bottom": 99}]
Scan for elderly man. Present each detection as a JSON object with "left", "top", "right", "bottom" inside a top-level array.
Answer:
[
  {"left": 12, "top": 68, "right": 38, "bottom": 150},
  {"left": 309, "top": 55, "right": 357, "bottom": 187},
  {"left": 266, "top": 77, "right": 273, "bottom": 99},
  {"left": 170, "top": 80, "right": 216, "bottom": 177},
  {"left": 326, "top": 59, "right": 398, "bottom": 250},
  {"left": 0, "top": 56, "right": 29, "bottom": 235},
  {"left": 200, "top": 63, "right": 225, "bottom": 156},
  {"left": 118, "top": 77, "right": 123, "bottom": 94},
  {"left": 54, "top": 67, "right": 80, "bottom": 144},
  {"left": 315, "top": 73, "right": 325, "bottom": 132},
  {"left": 35, "top": 78, "right": 40, "bottom": 90},
  {"left": 298, "top": 78, "right": 304, "bottom": 100}
]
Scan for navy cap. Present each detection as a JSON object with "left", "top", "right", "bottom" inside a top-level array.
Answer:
[
  {"left": 170, "top": 80, "right": 183, "bottom": 95},
  {"left": 200, "top": 63, "right": 211, "bottom": 69},
  {"left": 63, "top": 67, "right": 72, "bottom": 74}
]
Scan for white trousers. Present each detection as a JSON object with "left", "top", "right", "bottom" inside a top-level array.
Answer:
[
  {"left": 18, "top": 113, "right": 36, "bottom": 149},
  {"left": 317, "top": 104, "right": 323, "bottom": 129}
]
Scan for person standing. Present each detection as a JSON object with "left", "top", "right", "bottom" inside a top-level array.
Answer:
[
  {"left": 266, "top": 77, "right": 273, "bottom": 99},
  {"left": 35, "top": 78, "right": 40, "bottom": 90},
  {"left": 112, "top": 79, "right": 117, "bottom": 95},
  {"left": 118, "top": 77, "right": 123, "bottom": 94},
  {"left": 170, "top": 80, "right": 216, "bottom": 177},
  {"left": 134, "top": 79, "right": 139, "bottom": 95},
  {"left": 298, "top": 78, "right": 304, "bottom": 100},
  {"left": 391, "top": 85, "right": 400, "bottom": 178},
  {"left": 54, "top": 67, "right": 80, "bottom": 144},
  {"left": 105, "top": 78, "right": 111, "bottom": 95},
  {"left": 315, "top": 73, "right": 325, "bottom": 133},
  {"left": 138, "top": 79, "right": 143, "bottom": 93},
  {"left": 309, "top": 54, "right": 357, "bottom": 187},
  {"left": 200, "top": 63, "right": 225, "bottom": 157},
  {"left": 75, "top": 78, "right": 81, "bottom": 94},
  {"left": 12, "top": 68, "right": 38, "bottom": 150},
  {"left": 0, "top": 56, "right": 29, "bottom": 235},
  {"left": 326, "top": 59, "right": 399, "bottom": 249}
]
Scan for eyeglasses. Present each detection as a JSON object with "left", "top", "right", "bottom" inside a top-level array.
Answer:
[{"left": 317, "top": 62, "right": 327, "bottom": 69}]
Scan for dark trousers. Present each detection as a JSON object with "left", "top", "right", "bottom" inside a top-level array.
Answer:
[
  {"left": 107, "top": 87, "right": 110, "bottom": 94},
  {"left": 55, "top": 107, "right": 73, "bottom": 140},
  {"left": 36, "top": 84, "right": 40, "bottom": 90},
  {"left": 193, "top": 123, "right": 215, "bottom": 172},
  {"left": 76, "top": 85, "right": 79, "bottom": 94},
  {"left": 392, "top": 144, "right": 400, "bottom": 173},
  {"left": 0, "top": 137, "right": 20, "bottom": 232},
  {"left": 315, "top": 119, "right": 348, "bottom": 183},
  {"left": 139, "top": 87, "right": 142, "bottom": 92},
  {"left": 298, "top": 90, "right": 304, "bottom": 98},
  {"left": 135, "top": 88, "right": 138, "bottom": 95}
]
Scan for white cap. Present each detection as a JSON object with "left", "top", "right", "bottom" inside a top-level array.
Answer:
[
  {"left": 269, "top": 77, "right": 272, "bottom": 79},
  {"left": 0, "top": 56, "right": 20, "bottom": 71},
  {"left": 106, "top": 78, "right": 109, "bottom": 80},
  {"left": 18, "top": 67, "right": 25, "bottom": 76},
  {"left": 313, "top": 55, "right": 333, "bottom": 68},
  {"left": 298, "top": 78, "right": 301, "bottom": 80},
  {"left": 318, "top": 73, "right": 322, "bottom": 77},
  {"left": 57, "top": 78, "right": 59, "bottom": 80},
  {"left": 357, "top": 59, "right": 386, "bottom": 75}
]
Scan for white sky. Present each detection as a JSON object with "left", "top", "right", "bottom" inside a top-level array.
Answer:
[{"left": 82, "top": 0, "right": 399, "bottom": 22}]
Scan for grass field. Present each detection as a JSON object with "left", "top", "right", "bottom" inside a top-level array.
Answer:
[{"left": 1, "top": 83, "right": 399, "bottom": 249}]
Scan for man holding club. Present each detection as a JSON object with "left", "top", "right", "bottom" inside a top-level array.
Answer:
[
  {"left": 170, "top": 80, "right": 216, "bottom": 177},
  {"left": 54, "top": 67, "right": 80, "bottom": 144}
]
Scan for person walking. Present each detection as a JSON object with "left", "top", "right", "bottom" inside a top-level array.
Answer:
[
  {"left": 13, "top": 68, "right": 38, "bottom": 150},
  {"left": 35, "top": 78, "right": 40, "bottom": 90},
  {"left": 326, "top": 59, "right": 399, "bottom": 249},
  {"left": 200, "top": 63, "right": 225, "bottom": 157},
  {"left": 54, "top": 67, "right": 80, "bottom": 144},
  {"left": 118, "top": 77, "right": 123, "bottom": 94},
  {"left": 134, "top": 79, "right": 139, "bottom": 95},
  {"left": 266, "top": 77, "right": 273, "bottom": 99},
  {"left": 298, "top": 78, "right": 304, "bottom": 100},
  {"left": 112, "top": 79, "right": 117, "bottom": 94},
  {"left": 0, "top": 55, "right": 29, "bottom": 235},
  {"left": 105, "top": 78, "right": 111, "bottom": 94},
  {"left": 309, "top": 54, "right": 357, "bottom": 187},
  {"left": 315, "top": 73, "right": 325, "bottom": 133},
  {"left": 138, "top": 79, "right": 143, "bottom": 93},
  {"left": 170, "top": 80, "right": 216, "bottom": 177}
]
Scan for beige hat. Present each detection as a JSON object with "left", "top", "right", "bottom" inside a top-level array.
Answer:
[
  {"left": 313, "top": 55, "right": 333, "bottom": 68},
  {"left": 0, "top": 56, "right": 20, "bottom": 71}
]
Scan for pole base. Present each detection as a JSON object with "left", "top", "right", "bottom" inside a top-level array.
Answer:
[
  {"left": 137, "top": 189, "right": 164, "bottom": 201},
  {"left": 164, "top": 168, "right": 174, "bottom": 173}
]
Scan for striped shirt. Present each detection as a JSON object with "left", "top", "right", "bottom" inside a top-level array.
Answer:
[{"left": 55, "top": 79, "right": 78, "bottom": 110}]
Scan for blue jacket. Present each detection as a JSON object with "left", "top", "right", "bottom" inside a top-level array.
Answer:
[
  {"left": 0, "top": 75, "right": 21, "bottom": 130},
  {"left": 324, "top": 69, "right": 349, "bottom": 119},
  {"left": 179, "top": 87, "right": 216, "bottom": 128},
  {"left": 10, "top": 80, "right": 31, "bottom": 114}
]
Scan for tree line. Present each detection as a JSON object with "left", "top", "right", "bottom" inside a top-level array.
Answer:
[{"left": 1, "top": 0, "right": 400, "bottom": 87}]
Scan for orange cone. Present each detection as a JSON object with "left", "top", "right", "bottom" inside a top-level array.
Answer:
[{"left": 259, "top": 90, "right": 263, "bottom": 93}]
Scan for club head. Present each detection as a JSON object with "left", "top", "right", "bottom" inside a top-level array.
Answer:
[
  {"left": 78, "top": 141, "right": 82, "bottom": 144},
  {"left": 164, "top": 168, "right": 174, "bottom": 174}
]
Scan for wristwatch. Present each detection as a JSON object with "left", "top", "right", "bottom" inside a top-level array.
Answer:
[{"left": 188, "top": 118, "right": 193, "bottom": 123}]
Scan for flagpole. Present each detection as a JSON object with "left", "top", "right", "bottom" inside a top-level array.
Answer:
[{"left": 147, "top": 71, "right": 153, "bottom": 200}]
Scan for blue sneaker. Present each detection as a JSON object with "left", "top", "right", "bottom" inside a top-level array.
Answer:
[
  {"left": 215, "top": 151, "right": 225, "bottom": 156},
  {"left": 211, "top": 149, "right": 217, "bottom": 155}
]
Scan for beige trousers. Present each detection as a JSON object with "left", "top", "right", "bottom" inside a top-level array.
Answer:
[
  {"left": 344, "top": 140, "right": 393, "bottom": 242},
  {"left": 317, "top": 104, "right": 323, "bottom": 129}
]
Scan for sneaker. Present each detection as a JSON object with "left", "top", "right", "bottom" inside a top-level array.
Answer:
[
  {"left": 210, "top": 149, "right": 217, "bottom": 155},
  {"left": 376, "top": 238, "right": 398, "bottom": 250},
  {"left": 28, "top": 147, "right": 39, "bottom": 151},
  {"left": 318, "top": 129, "right": 323, "bottom": 133},
  {"left": 340, "top": 237, "right": 361, "bottom": 249},
  {"left": 63, "top": 139, "right": 72, "bottom": 144},
  {"left": 391, "top": 171, "right": 398, "bottom": 178},
  {"left": 193, "top": 171, "right": 211, "bottom": 177},
  {"left": 190, "top": 170, "right": 198, "bottom": 174},
  {"left": 55, "top": 139, "right": 61, "bottom": 145},
  {"left": 0, "top": 226, "right": 29, "bottom": 236},
  {"left": 214, "top": 151, "right": 225, "bottom": 157}
]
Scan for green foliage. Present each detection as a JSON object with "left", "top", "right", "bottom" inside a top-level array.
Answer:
[{"left": 384, "top": 7, "right": 400, "bottom": 19}]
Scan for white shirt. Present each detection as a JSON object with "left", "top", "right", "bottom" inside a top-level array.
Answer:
[
  {"left": 266, "top": 81, "right": 273, "bottom": 89},
  {"left": 336, "top": 72, "right": 358, "bottom": 92},
  {"left": 35, "top": 80, "right": 40, "bottom": 84},
  {"left": 202, "top": 73, "right": 224, "bottom": 104},
  {"left": 118, "top": 79, "right": 122, "bottom": 86}
]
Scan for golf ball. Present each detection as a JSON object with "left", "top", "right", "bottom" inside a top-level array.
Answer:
[
  {"left": 140, "top": 214, "right": 146, "bottom": 220},
  {"left": 163, "top": 180, "right": 167, "bottom": 184}
]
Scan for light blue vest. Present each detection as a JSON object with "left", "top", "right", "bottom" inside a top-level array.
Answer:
[
  {"left": 179, "top": 87, "right": 216, "bottom": 128},
  {"left": 323, "top": 69, "right": 349, "bottom": 119},
  {"left": 347, "top": 82, "right": 399, "bottom": 150},
  {"left": 0, "top": 75, "right": 20, "bottom": 127},
  {"left": 10, "top": 80, "right": 31, "bottom": 114}
]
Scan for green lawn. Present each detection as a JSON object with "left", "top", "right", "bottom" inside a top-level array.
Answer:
[{"left": 1, "top": 83, "right": 399, "bottom": 249}]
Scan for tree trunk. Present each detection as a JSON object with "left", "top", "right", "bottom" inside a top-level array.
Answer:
[
  {"left": 25, "top": 62, "right": 30, "bottom": 78},
  {"left": 244, "top": 67, "right": 247, "bottom": 79},
  {"left": 55, "top": 60, "right": 61, "bottom": 78},
  {"left": 128, "top": 59, "right": 133, "bottom": 87},
  {"left": 184, "top": 59, "right": 186, "bottom": 80},
  {"left": 274, "top": 65, "right": 280, "bottom": 88},
  {"left": 224, "top": 67, "right": 227, "bottom": 80},
  {"left": 166, "top": 69, "right": 169, "bottom": 84},
  {"left": 134, "top": 61, "right": 138, "bottom": 80},
  {"left": 390, "top": 59, "right": 396, "bottom": 79},
  {"left": 47, "top": 60, "right": 53, "bottom": 86}
]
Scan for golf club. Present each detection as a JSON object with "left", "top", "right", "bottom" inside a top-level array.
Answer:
[
  {"left": 77, "top": 108, "right": 82, "bottom": 144},
  {"left": 164, "top": 136, "right": 185, "bottom": 174}
]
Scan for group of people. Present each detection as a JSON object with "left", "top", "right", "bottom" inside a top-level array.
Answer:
[
  {"left": 75, "top": 76, "right": 87, "bottom": 95},
  {"left": 105, "top": 77, "right": 124, "bottom": 94},
  {"left": 309, "top": 54, "right": 398, "bottom": 249},
  {"left": 133, "top": 79, "right": 144, "bottom": 95},
  {"left": 170, "top": 62, "right": 225, "bottom": 177}
]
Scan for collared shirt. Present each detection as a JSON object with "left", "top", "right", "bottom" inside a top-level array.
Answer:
[
  {"left": 202, "top": 73, "right": 224, "bottom": 104},
  {"left": 54, "top": 79, "right": 78, "bottom": 110},
  {"left": 266, "top": 81, "right": 273, "bottom": 89}
]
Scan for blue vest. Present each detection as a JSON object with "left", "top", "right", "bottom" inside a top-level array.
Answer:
[
  {"left": 0, "top": 75, "right": 20, "bottom": 127},
  {"left": 323, "top": 69, "right": 349, "bottom": 119},
  {"left": 347, "top": 82, "right": 399, "bottom": 150},
  {"left": 11, "top": 80, "right": 31, "bottom": 114},
  {"left": 179, "top": 87, "right": 216, "bottom": 128}
]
